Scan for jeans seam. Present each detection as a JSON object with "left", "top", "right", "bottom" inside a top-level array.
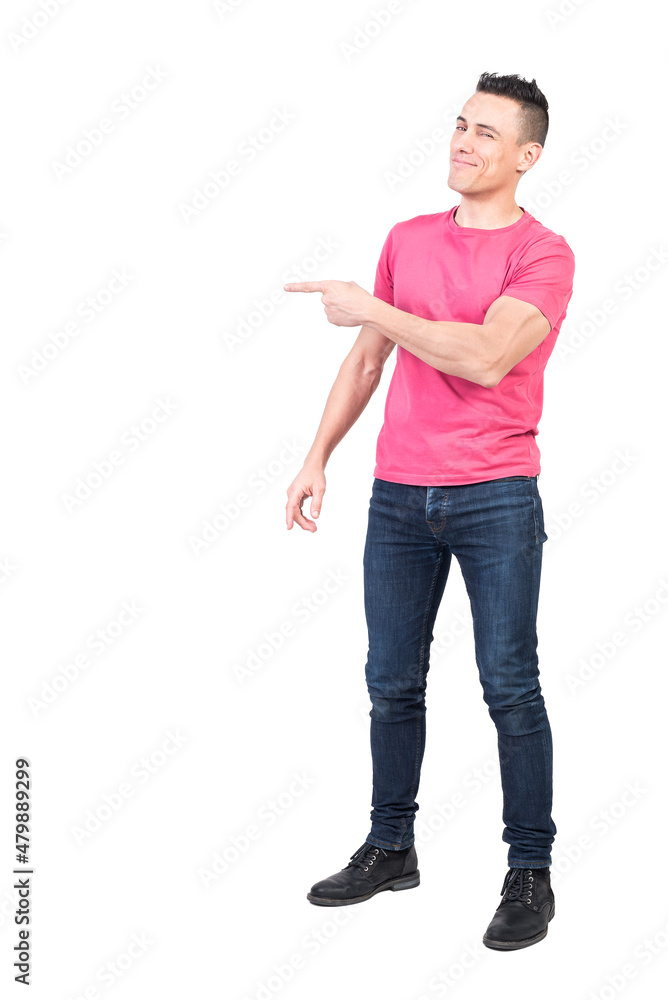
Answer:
[
  {"left": 507, "top": 862, "right": 551, "bottom": 868},
  {"left": 409, "top": 550, "right": 442, "bottom": 811},
  {"left": 366, "top": 835, "right": 414, "bottom": 851},
  {"left": 425, "top": 486, "right": 447, "bottom": 533}
]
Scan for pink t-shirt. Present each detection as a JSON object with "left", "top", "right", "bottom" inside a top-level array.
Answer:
[{"left": 372, "top": 205, "right": 575, "bottom": 485}]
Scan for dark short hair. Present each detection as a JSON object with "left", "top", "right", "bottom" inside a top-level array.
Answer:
[{"left": 475, "top": 71, "right": 549, "bottom": 147}]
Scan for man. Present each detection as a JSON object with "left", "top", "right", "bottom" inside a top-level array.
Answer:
[{"left": 284, "top": 71, "right": 575, "bottom": 951}]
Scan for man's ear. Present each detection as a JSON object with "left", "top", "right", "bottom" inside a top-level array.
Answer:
[{"left": 517, "top": 142, "right": 543, "bottom": 174}]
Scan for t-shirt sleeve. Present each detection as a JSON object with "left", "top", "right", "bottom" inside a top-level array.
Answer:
[
  {"left": 501, "top": 237, "right": 576, "bottom": 331},
  {"left": 373, "top": 226, "right": 395, "bottom": 306}
]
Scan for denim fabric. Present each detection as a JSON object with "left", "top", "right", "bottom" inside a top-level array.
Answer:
[{"left": 362, "top": 475, "right": 556, "bottom": 868}]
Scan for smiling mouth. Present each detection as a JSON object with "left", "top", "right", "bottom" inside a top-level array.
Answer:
[{"left": 452, "top": 159, "right": 475, "bottom": 167}]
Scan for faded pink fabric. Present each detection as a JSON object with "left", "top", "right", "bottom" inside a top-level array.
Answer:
[{"left": 372, "top": 205, "right": 575, "bottom": 485}]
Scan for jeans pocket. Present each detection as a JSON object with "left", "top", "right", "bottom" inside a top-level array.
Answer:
[{"left": 532, "top": 491, "right": 548, "bottom": 544}]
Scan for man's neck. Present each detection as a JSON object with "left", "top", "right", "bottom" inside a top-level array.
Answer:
[{"left": 453, "top": 196, "right": 524, "bottom": 230}]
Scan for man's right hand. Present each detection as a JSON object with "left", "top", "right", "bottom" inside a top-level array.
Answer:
[{"left": 286, "top": 464, "right": 326, "bottom": 532}]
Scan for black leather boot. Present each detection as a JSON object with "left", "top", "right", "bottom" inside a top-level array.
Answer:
[
  {"left": 307, "top": 842, "right": 420, "bottom": 906},
  {"left": 483, "top": 866, "right": 554, "bottom": 950}
]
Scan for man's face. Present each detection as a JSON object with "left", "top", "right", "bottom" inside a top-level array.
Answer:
[{"left": 448, "top": 91, "right": 537, "bottom": 195}]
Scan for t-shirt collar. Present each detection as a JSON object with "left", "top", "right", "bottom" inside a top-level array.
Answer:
[{"left": 447, "top": 205, "right": 531, "bottom": 235}]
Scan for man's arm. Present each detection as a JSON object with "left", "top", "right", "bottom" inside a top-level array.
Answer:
[
  {"left": 302, "top": 324, "right": 395, "bottom": 468},
  {"left": 284, "top": 279, "right": 551, "bottom": 388},
  {"left": 285, "top": 325, "right": 395, "bottom": 532},
  {"left": 363, "top": 293, "right": 550, "bottom": 388}
]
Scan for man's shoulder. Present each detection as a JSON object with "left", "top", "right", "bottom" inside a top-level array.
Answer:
[
  {"left": 523, "top": 211, "right": 575, "bottom": 261},
  {"left": 385, "top": 211, "right": 446, "bottom": 236}
]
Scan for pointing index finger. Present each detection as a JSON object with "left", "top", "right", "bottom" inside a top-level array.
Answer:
[{"left": 283, "top": 281, "right": 326, "bottom": 293}]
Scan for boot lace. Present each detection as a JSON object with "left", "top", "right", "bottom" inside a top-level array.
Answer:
[
  {"left": 500, "top": 867, "right": 533, "bottom": 905},
  {"left": 348, "top": 844, "right": 383, "bottom": 872}
]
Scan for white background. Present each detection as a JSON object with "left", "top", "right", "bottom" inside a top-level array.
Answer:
[{"left": 2, "top": 1, "right": 667, "bottom": 998}]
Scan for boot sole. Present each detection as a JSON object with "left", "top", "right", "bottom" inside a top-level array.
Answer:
[
  {"left": 482, "top": 903, "right": 555, "bottom": 951},
  {"left": 307, "top": 870, "right": 420, "bottom": 906}
]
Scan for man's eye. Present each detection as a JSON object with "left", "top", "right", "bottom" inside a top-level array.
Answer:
[{"left": 482, "top": 133, "right": 493, "bottom": 139}]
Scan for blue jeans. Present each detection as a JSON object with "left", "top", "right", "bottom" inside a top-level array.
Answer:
[{"left": 362, "top": 475, "right": 556, "bottom": 868}]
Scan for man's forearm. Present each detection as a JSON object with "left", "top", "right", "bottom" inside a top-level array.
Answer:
[
  {"left": 305, "top": 357, "right": 382, "bottom": 468},
  {"left": 364, "top": 296, "right": 495, "bottom": 386}
]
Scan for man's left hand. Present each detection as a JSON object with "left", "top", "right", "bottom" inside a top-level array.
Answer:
[{"left": 284, "top": 279, "right": 374, "bottom": 327}]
